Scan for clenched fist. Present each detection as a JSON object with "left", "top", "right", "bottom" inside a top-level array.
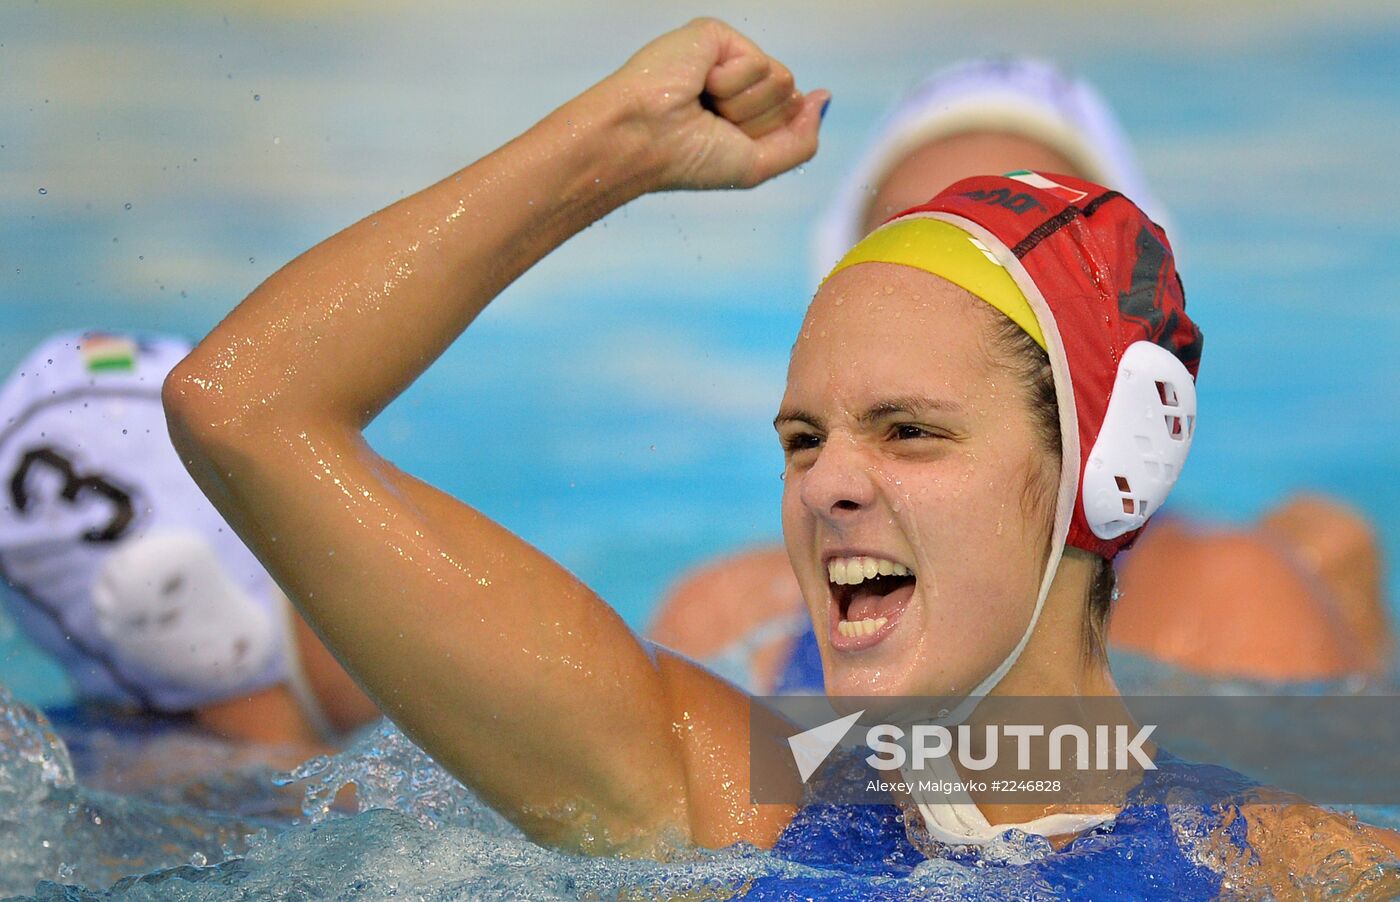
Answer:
[{"left": 596, "top": 18, "right": 829, "bottom": 191}]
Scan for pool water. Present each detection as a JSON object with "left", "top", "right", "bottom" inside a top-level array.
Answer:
[
  {"left": 3, "top": 0, "right": 1399, "bottom": 897},
  {"left": 2, "top": 659, "right": 1399, "bottom": 900}
]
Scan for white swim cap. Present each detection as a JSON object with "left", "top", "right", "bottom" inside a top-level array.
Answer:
[
  {"left": 813, "top": 57, "right": 1169, "bottom": 284},
  {"left": 0, "top": 332, "right": 291, "bottom": 712}
]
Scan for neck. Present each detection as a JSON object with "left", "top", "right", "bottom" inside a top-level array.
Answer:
[
  {"left": 965, "top": 549, "right": 1139, "bottom": 832},
  {"left": 996, "top": 547, "right": 1118, "bottom": 698}
]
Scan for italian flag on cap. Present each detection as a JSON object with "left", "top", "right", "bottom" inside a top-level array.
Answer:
[
  {"left": 80, "top": 334, "right": 137, "bottom": 373},
  {"left": 1004, "top": 170, "right": 1089, "bottom": 205}
]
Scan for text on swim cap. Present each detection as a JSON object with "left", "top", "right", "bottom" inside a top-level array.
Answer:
[{"left": 959, "top": 187, "right": 1047, "bottom": 215}]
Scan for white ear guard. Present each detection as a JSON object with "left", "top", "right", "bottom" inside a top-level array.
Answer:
[
  {"left": 92, "top": 529, "right": 279, "bottom": 698},
  {"left": 1082, "top": 341, "right": 1197, "bottom": 540}
]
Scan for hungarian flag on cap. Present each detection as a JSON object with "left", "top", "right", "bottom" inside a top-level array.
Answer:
[{"left": 80, "top": 333, "right": 138, "bottom": 374}]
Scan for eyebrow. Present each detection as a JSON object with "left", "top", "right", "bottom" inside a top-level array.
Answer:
[
  {"left": 773, "top": 396, "right": 966, "bottom": 431},
  {"left": 773, "top": 408, "right": 821, "bottom": 430},
  {"left": 859, "top": 396, "right": 967, "bottom": 426}
]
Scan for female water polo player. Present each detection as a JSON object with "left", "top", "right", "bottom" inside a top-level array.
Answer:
[
  {"left": 164, "top": 18, "right": 1400, "bottom": 893},
  {"left": 0, "top": 332, "right": 379, "bottom": 750},
  {"left": 650, "top": 57, "right": 1391, "bottom": 693}
]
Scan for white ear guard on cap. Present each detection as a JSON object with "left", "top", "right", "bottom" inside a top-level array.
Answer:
[
  {"left": 1082, "top": 341, "right": 1197, "bottom": 540},
  {"left": 92, "top": 529, "right": 278, "bottom": 698}
]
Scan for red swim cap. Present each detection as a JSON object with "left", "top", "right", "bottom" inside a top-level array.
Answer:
[{"left": 890, "top": 172, "right": 1204, "bottom": 559}]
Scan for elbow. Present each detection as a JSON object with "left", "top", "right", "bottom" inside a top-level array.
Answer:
[
  {"left": 162, "top": 354, "right": 204, "bottom": 427},
  {"left": 163, "top": 350, "right": 346, "bottom": 481},
  {"left": 161, "top": 354, "right": 252, "bottom": 475}
]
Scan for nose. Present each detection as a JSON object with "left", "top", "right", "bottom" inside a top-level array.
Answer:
[{"left": 798, "top": 433, "right": 878, "bottom": 523}]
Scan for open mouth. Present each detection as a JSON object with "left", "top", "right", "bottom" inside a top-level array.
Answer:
[{"left": 828, "top": 555, "right": 916, "bottom": 643}]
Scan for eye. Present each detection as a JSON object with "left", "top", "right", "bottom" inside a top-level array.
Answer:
[
  {"left": 780, "top": 430, "right": 822, "bottom": 455},
  {"left": 891, "top": 423, "right": 936, "bottom": 441}
]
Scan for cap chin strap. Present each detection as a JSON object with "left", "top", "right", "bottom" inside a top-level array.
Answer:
[
  {"left": 900, "top": 212, "right": 1107, "bottom": 847},
  {"left": 901, "top": 462, "right": 1113, "bottom": 847},
  {"left": 911, "top": 756, "right": 1116, "bottom": 847},
  {"left": 903, "top": 346, "right": 1192, "bottom": 849}
]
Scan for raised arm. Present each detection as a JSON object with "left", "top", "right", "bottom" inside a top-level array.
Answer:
[{"left": 163, "top": 19, "right": 826, "bottom": 855}]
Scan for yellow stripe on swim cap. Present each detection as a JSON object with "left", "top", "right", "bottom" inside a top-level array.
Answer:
[{"left": 824, "top": 218, "right": 1046, "bottom": 350}]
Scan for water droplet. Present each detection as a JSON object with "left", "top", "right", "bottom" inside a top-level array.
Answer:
[
  {"left": 253, "top": 93, "right": 261, "bottom": 101},
  {"left": 123, "top": 202, "right": 132, "bottom": 210},
  {"left": 189, "top": 851, "right": 208, "bottom": 867},
  {"left": 37, "top": 187, "right": 47, "bottom": 195}
]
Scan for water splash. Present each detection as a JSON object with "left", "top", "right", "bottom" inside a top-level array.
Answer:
[
  {"left": 0, "top": 679, "right": 1396, "bottom": 898},
  {"left": 0, "top": 682, "right": 74, "bottom": 797},
  {"left": 0, "top": 688, "right": 269, "bottom": 897},
  {"left": 277, "top": 718, "right": 516, "bottom": 835}
]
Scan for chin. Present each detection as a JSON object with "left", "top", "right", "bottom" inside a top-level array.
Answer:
[
  {"left": 825, "top": 647, "right": 1008, "bottom": 710},
  {"left": 822, "top": 651, "right": 924, "bottom": 699}
]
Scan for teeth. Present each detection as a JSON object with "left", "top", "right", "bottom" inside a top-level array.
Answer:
[
  {"left": 837, "top": 616, "right": 888, "bottom": 637},
  {"left": 826, "top": 556, "right": 913, "bottom": 586}
]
